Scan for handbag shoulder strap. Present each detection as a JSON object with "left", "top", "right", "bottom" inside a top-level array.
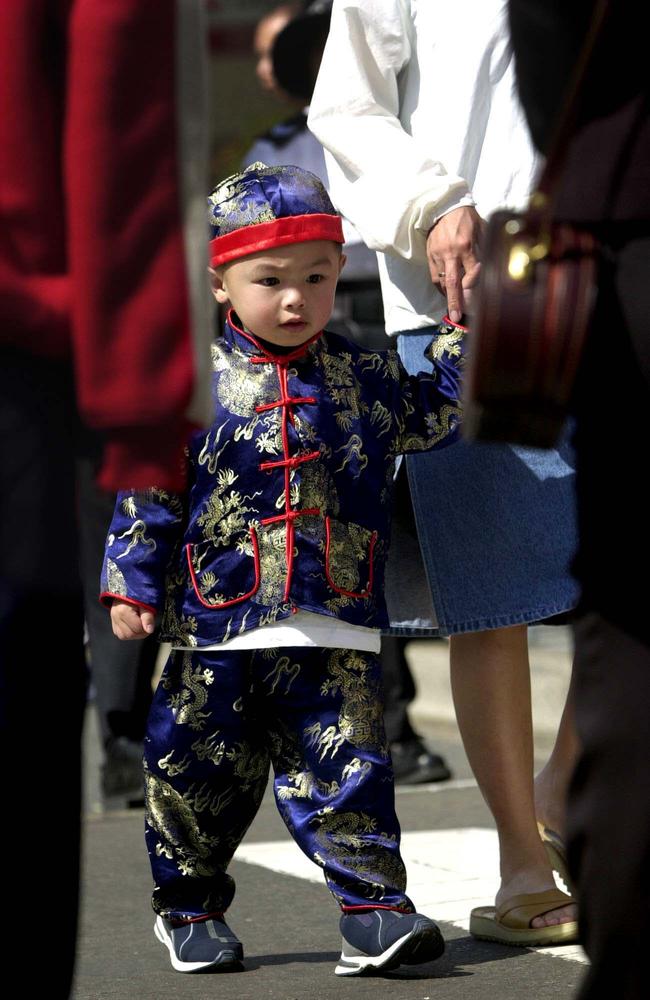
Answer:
[{"left": 532, "top": 0, "right": 612, "bottom": 213}]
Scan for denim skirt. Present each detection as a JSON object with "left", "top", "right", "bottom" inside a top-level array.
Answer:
[{"left": 386, "top": 328, "right": 579, "bottom": 636}]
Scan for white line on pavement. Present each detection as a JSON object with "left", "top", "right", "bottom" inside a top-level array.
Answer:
[
  {"left": 395, "top": 778, "right": 478, "bottom": 795},
  {"left": 236, "top": 827, "right": 587, "bottom": 967}
]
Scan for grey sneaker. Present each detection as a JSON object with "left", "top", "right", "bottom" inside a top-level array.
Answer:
[
  {"left": 336, "top": 909, "right": 444, "bottom": 976},
  {"left": 154, "top": 914, "right": 243, "bottom": 973}
]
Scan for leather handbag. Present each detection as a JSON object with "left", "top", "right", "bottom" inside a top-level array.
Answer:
[
  {"left": 464, "top": 205, "right": 599, "bottom": 447},
  {"left": 464, "top": 1, "right": 609, "bottom": 448}
]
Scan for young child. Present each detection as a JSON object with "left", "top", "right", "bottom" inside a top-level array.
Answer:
[{"left": 102, "top": 163, "right": 465, "bottom": 977}]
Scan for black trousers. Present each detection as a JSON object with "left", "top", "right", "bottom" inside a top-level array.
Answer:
[
  {"left": 380, "top": 636, "right": 418, "bottom": 744},
  {"left": 78, "top": 457, "right": 156, "bottom": 749},
  {"left": 0, "top": 350, "right": 87, "bottom": 999},
  {"left": 570, "top": 612, "right": 650, "bottom": 999},
  {"left": 568, "top": 230, "right": 650, "bottom": 999}
]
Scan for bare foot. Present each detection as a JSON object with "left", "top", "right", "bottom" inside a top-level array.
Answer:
[
  {"left": 534, "top": 764, "right": 567, "bottom": 842},
  {"left": 496, "top": 865, "right": 577, "bottom": 928}
]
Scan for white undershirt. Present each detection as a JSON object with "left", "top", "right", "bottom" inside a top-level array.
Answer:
[{"left": 172, "top": 610, "right": 381, "bottom": 653}]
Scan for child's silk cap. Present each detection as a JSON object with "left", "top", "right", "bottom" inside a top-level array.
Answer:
[{"left": 208, "top": 162, "right": 344, "bottom": 267}]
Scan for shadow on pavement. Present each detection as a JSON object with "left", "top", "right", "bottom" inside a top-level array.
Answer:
[
  {"left": 243, "top": 950, "right": 340, "bottom": 969},
  {"left": 381, "top": 933, "right": 533, "bottom": 980},
  {"left": 242, "top": 933, "right": 530, "bottom": 979}
]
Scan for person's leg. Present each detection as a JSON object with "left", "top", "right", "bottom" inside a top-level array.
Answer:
[
  {"left": 534, "top": 668, "right": 579, "bottom": 845},
  {"left": 380, "top": 636, "right": 451, "bottom": 783},
  {"left": 77, "top": 458, "right": 156, "bottom": 798},
  {"left": 264, "top": 645, "right": 411, "bottom": 909},
  {"left": 567, "top": 231, "right": 650, "bottom": 997},
  {"left": 0, "top": 351, "right": 86, "bottom": 996},
  {"left": 397, "top": 327, "right": 579, "bottom": 933},
  {"left": 450, "top": 625, "right": 576, "bottom": 929},
  {"left": 144, "top": 648, "right": 271, "bottom": 920},
  {"left": 263, "top": 645, "right": 444, "bottom": 975},
  {"left": 380, "top": 637, "right": 418, "bottom": 744},
  {"left": 383, "top": 461, "right": 452, "bottom": 782},
  {"left": 569, "top": 613, "right": 650, "bottom": 999}
]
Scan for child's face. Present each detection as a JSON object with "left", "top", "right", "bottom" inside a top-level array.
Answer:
[{"left": 212, "top": 239, "right": 345, "bottom": 347}]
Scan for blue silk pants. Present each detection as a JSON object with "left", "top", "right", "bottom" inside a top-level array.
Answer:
[{"left": 144, "top": 645, "right": 413, "bottom": 919}]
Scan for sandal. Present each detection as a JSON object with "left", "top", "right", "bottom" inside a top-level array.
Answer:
[
  {"left": 469, "top": 888, "right": 579, "bottom": 947},
  {"left": 537, "top": 821, "right": 576, "bottom": 895}
]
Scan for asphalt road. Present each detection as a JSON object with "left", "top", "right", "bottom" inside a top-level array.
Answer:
[{"left": 73, "top": 697, "right": 586, "bottom": 1000}]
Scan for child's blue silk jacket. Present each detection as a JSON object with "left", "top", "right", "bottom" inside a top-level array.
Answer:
[{"left": 101, "top": 314, "right": 465, "bottom": 646}]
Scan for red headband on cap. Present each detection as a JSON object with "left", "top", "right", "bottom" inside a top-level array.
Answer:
[{"left": 210, "top": 213, "right": 344, "bottom": 267}]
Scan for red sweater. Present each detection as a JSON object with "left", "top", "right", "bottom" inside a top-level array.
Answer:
[{"left": 0, "top": 0, "right": 212, "bottom": 490}]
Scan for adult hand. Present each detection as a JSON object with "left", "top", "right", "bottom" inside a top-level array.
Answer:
[
  {"left": 426, "top": 206, "right": 485, "bottom": 324},
  {"left": 110, "top": 599, "right": 156, "bottom": 640}
]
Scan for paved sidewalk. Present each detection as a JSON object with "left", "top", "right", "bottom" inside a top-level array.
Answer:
[
  {"left": 74, "top": 627, "right": 579, "bottom": 999},
  {"left": 74, "top": 742, "right": 586, "bottom": 999}
]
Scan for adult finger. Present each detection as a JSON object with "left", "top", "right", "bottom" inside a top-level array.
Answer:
[
  {"left": 427, "top": 251, "right": 448, "bottom": 288},
  {"left": 462, "top": 258, "right": 482, "bottom": 290},
  {"left": 443, "top": 256, "right": 463, "bottom": 323}
]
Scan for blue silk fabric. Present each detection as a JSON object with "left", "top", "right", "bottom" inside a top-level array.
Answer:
[
  {"left": 207, "top": 162, "right": 339, "bottom": 239},
  {"left": 101, "top": 315, "right": 464, "bottom": 644},
  {"left": 145, "top": 645, "right": 413, "bottom": 917}
]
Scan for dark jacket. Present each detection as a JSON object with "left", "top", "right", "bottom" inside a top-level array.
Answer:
[
  {"left": 509, "top": 0, "right": 650, "bottom": 223},
  {"left": 0, "top": 0, "right": 211, "bottom": 490}
]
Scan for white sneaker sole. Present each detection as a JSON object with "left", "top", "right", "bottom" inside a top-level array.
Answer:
[
  {"left": 335, "top": 920, "right": 444, "bottom": 976},
  {"left": 154, "top": 916, "right": 242, "bottom": 973}
]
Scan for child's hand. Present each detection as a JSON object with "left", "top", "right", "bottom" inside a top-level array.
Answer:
[{"left": 110, "top": 600, "right": 156, "bottom": 640}]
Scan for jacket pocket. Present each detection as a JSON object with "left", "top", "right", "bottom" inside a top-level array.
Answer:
[
  {"left": 186, "top": 527, "right": 260, "bottom": 609},
  {"left": 324, "top": 516, "right": 377, "bottom": 599}
]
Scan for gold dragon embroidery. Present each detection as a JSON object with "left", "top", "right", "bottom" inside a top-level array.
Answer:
[{"left": 166, "top": 652, "right": 215, "bottom": 731}]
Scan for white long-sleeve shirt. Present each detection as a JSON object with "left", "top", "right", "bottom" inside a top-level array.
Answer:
[{"left": 308, "top": 0, "right": 539, "bottom": 334}]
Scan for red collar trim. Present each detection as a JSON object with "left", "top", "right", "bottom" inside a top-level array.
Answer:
[
  {"left": 210, "top": 213, "right": 344, "bottom": 267},
  {"left": 227, "top": 310, "right": 322, "bottom": 363}
]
